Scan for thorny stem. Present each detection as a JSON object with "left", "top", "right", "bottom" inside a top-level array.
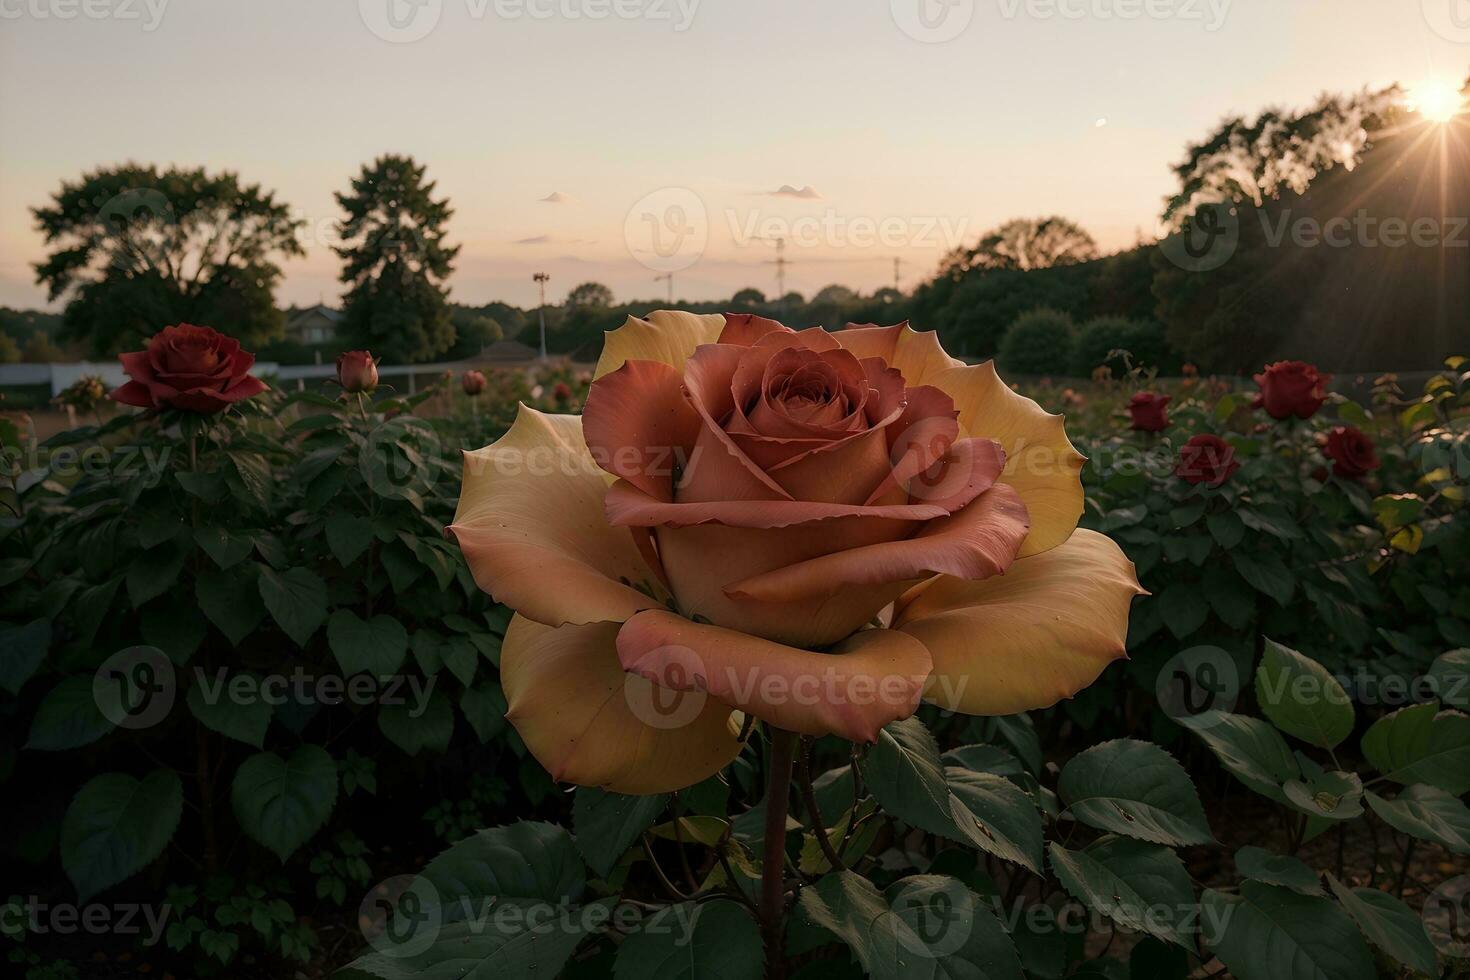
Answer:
[
  {"left": 797, "top": 738, "right": 845, "bottom": 872},
  {"left": 761, "top": 727, "right": 799, "bottom": 980}
]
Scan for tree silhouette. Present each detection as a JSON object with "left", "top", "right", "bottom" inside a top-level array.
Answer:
[
  {"left": 32, "top": 164, "right": 303, "bottom": 356},
  {"left": 942, "top": 217, "right": 1099, "bottom": 277},
  {"left": 335, "top": 155, "right": 459, "bottom": 363}
]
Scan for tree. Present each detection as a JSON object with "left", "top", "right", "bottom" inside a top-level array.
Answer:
[
  {"left": 730, "top": 287, "right": 766, "bottom": 308},
  {"left": 0, "top": 334, "right": 18, "bottom": 364},
  {"left": 335, "top": 155, "right": 459, "bottom": 364},
  {"left": 565, "top": 282, "right": 614, "bottom": 309},
  {"left": 997, "top": 308, "right": 1076, "bottom": 375},
  {"left": 31, "top": 164, "right": 303, "bottom": 357},
  {"left": 21, "top": 330, "right": 66, "bottom": 363},
  {"left": 944, "top": 217, "right": 1099, "bottom": 276}
]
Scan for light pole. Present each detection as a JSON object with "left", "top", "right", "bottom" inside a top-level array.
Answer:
[{"left": 533, "top": 272, "right": 550, "bottom": 360}]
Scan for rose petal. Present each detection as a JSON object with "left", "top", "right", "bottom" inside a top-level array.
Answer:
[
  {"left": 503, "top": 615, "right": 742, "bottom": 793},
  {"left": 926, "top": 361, "right": 1085, "bottom": 558},
  {"left": 583, "top": 359, "right": 701, "bottom": 500},
  {"left": 109, "top": 380, "right": 155, "bottom": 408},
  {"left": 680, "top": 344, "right": 793, "bottom": 500},
  {"left": 617, "top": 610, "right": 932, "bottom": 743},
  {"left": 594, "top": 310, "right": 726, "bottom": 380},
  {"left": 726, "top": 482, "right": 1028, "bottom": 602},
  {"left": 719, "top": 312, "right": 791, "bottom": 346},
  {"left": 448, "top": 406, "right": 668, "bottom": 627},
  {"left": 838, "top": 322, "right": 964, "bottom": 379},
  {"left": 605, "top": 479, "right": 953, "bottom": 527},
  {"left": 893, "top": 528, "right": 1145, "bottom": 715}
]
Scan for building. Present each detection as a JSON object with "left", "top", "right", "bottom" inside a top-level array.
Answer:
[{"left": 283, "top": 305, "right": 342, "bottom": 345}]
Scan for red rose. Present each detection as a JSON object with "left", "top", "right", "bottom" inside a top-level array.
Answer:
[
  {"left": 111, "top": 323, "right": 267, "bottom": 414},
  {"left": 1322, "top": 425, "right": 1380, "bottom": 478},
  {"left": 1175, "top": 434, "right": 1239, "bottom": 486},
  {"left": 1128, "top": 392, "right": 1171, "bottom": 432},
  {"left": 462, "top": 370, "right": 487, "bottom": 396},
  {"left": 1253, "top": 360, "right": 1330, "bottom": 419},
  {"left": 336, "top": 350, "right": 378, "bottom": 393},
  {"left": 552, "top": 381, "right": 573, "bottom": 403}
]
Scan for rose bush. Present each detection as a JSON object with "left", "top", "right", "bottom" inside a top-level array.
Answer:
[{"left": 449, "top": 311, "right": 1143, "bottom": 794}]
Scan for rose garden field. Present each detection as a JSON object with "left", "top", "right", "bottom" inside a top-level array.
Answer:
[{"left": 1, "top": 311, "right": 1467, "bottom": 980}]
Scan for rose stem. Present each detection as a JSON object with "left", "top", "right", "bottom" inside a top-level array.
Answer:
[{"left": 761, "top": 726, "right": 799, "bottom": 980}]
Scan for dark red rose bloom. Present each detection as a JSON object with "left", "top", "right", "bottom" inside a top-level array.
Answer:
[
  {"left": 1322, "top": 425, "right": 1380, "bottom": 478},
  {"left": 1252, "top": 360, "right": 1330, "bottom": 420},
  {"left": 336, "top": 350, "right": 378, "bottom": 393},
  {"left": 1128, "top": 392, "right": 1171, "bottom": 432},
  {"left": 552, "top": 381, "right": 573, "bottom": 403},
  {"left": 111, "top": 323, "right": 267, "bottom": 414},
  {"left": 462, "top": 370, "right": 487, "bottom": 396},
  {"left": 1176, "top": 434, "right": 1239, "bottom": 486}
]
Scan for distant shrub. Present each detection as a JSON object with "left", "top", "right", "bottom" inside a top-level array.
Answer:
[
  {"left": 997, "top": 307, "right": 1075, "bottom": 375},
  {"left": 1071, "top": 316, "right": 1173, "bottom": 376}
]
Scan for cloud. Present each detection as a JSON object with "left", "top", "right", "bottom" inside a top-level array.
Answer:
[
  {"left": 539, "top": 191, "right": 574, "bottom": 204},
  {"left": 512, "top": 234, "right": 596, "bottom": 246},
  {"left": 767, "top": 184, "right": 822, "bottom": 199},
  {"left": 513, "top": 235, "right": 552, "bottom": 245}
]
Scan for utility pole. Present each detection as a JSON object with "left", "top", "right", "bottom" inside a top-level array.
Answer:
[
  {"left": 655, "top": 272, "right": 673, "bottom": 304},
  {"left": 757, "top": 237, "right": 789, "bottom": 316},
  {"left": 892, "top": 256, "right": 903, "bottom": 294},
  {"left": 533, "top": 272, "right": 550, "bottom": 360}
]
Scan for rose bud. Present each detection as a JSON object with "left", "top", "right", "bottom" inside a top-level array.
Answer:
[
  {"left": 1252, "top": 360, "right": 1331, "bottom": 420},
  {"left": 1127, "top": 392, "right": 1171, "bottom": 432},
  {"left": 462, "top": 370, "right": 487, "bottom": 396},
  {"left": 111, "top": 323, "right": 267, "bottom": 414},
  {"left": 1175, "top": 433, "right": 1240, "bottom": 486},
  {"left": 1322, "top": 425, "right": 1380, "bottom": 479},
  {"left": 553, "top": 381, "right": 573, "bottom": 403},
  {"left": 336, "top": 350, "right": 378, "bottom": 393}
]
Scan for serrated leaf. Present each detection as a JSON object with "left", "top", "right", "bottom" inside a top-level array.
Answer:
[
  {"left": 328, "top": 608, "right": 407, "bottom": 678},
  {"left": 1365, "top": 785, "right": 1470, "bottom": 854},
  {"left": 196, "top": 564, "right": 264, "bottom": 645},
  {"left": 1201, "top": 882, "right": 1374, "bottom": 980},
  {"left": 612, "top": 900, "right": 762, "bottom": 980},
  {"left": 459, "top": 683, "right": 506, "bottom": 744},
  {"left": 1159, "top": 587, "right": 1210, "bottom": 639},
  {"left": 944, "top": 767, "right": 1044, "bottom": 874},
  {"left": 230, "top": 745, "right": 338, "bottom": 861},
  {"left": 1234, "top": 846, "right": 1321, "bottom": 895},
  {"left": 61, "top": 769, "right": 183, "bottom": 901},
  {"left": 1361, "top": 701, "right": 1470, "bottom": 794},
  {"left": 573, "top": 788, "right": 668, "bottom": 879},
  {"left": 1254, "top": 639, "right": 1354, "bottom": 749},
  {"left": 1058, "top": 739, "right": 1213, "bottom": 846},
  {"left": 1325, "top": 873, "right": 1438, "bottom": 976},
  {"left": 1049, "top": 838, "right": 1195, "bottom": 948},
  {"left": 187, "top": 674, "right": 271, "bottom": 748},
  {"left": 257, "top": 566, "right": 328, "bottom": 647},
  {"left": 1193, "top": 712, "right": 1298, "bottom": 803},
  {"left": 1427, "top": 649, "right": 1470, "bottom": 709},
  {"left": 193, "top": 526, "right": 254, "bottom": 569},
  {"left": 26, "top": 676, "right": 114, "bottom": 750}
]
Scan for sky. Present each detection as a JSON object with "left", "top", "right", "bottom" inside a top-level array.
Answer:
[{"left": 1, "top": 0, "right": 1467, "bottom": 311}]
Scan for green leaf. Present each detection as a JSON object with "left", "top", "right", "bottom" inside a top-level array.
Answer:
[
  {"left": 1057, "top": 739, "right": 1213, "bottom": 846},
  {"left": 1201, "top": 882, "right": 1374, "bottom": 980},
  {"left": 61, "top": 769, "right": 183, "bottom": 901},
  {"left": 1202, "top": 564, "right": 1255, "bottom": 629},
  {"left": 1325, "top": 873, "right": 1438, "bottom": 976},
  {"left": 612, "top": 900, "right": 762, "bottom": 980},
  {"left": 459, "top": 683, "right": 507, "bottom": 744},
  {"left": 1365, "top": 785, "right": 1470, "bottom": 854},
  {"left": 196, "top": 564, "right": 264, "bottom": 645},
  {"left": 257, "top": 566, "right": 328, "bottom": 647},
  {"left": 1234, "top": 846, "right": 1322, "bottom": 895},
  {"left": 125, "top": 544, "right": 187, "bottom": 606},
  {"left": 327, "top": 608, "right": 408, "bottom": 678},
  {"left": 1207, "top": 510, "right": 1245, "bottom": 548},
  {"left": 1254, "top": 639, "right": 1354, "bottom": 749},
  {"left": 186, "top": 674, "right": 271, "bottom": 748},
  {"left": 1049, "top": 838, "right": 1195, "bottom": 948},
  {"left": 1238, "top": 506, "right": 1302, "bottom": 540},
  {"left": 378, "top": 689, "right": 453, "bottom": 756},
  {"left": 573, "top": 788, "right": 668, "bottom": 879},
  {"left": 192, "top": 526, "right": 254, "bottom": 570},
  {"left": 1428, "top": 649, "right": 1470, "bottom": 709},
  {"left": 421, "top": 821, "right": 587, "bottom": 914},
  {"left": 141, "top": 602, "right": 207, "bottom": 663},
  {"left": 325, "top": 513, "right": 373, "bottom": 566},
  {"left": 1282, "top": 761, "right": 1363, "bottom": 822},
  {"left": 230, "top": 745, "right": 338, "bottom": 861},
  {"left": 1361, "top": 701, "right": 1470, "bottom": 794},
  {"left": 1159, "top": 587, "right": 1210, "bottom": 639},
  {"left": 26, "top": 676, "right": 114, "bottom": 750},
  {"left": 0, "top": 618, "right": 50, "bottom": 694},
  {"left": 797, "top": 871, "right": 1024, "bottom": 980},
  {"left": 944, "top": 767, "right": 1044, "bottom": 874},
  {"left": 1231, "top": 553, "right": 1295, "bottom": 604},
  {"left": 1193, "top": 713, "right": 1298, "bottom": 803}
]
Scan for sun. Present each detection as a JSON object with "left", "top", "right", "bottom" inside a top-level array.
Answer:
[{"left": 1409, "top": 80, "right": 1465, "bottom": 123}]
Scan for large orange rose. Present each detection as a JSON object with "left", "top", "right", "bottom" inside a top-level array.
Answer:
[{"left": 449, "top": 311, "right": 1143, "bottom": 793}]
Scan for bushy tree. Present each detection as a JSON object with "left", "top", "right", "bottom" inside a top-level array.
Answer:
[
  {"left": 942, "top": 217, "right": 1098, "bottom": 276},
  {"left": 31, "top": 164, "right": 303, "bottom": 356},
  {"left": 1071, "top": 315, "right": 1172, "bottom": 376},
  {"left": 730, "top": 287, "right": 766, "bottom": 308},
  {"left": 996, "top": 307, "right": 1075, "bottom": 375},
  {"left": 565, "top": 282, "right": 614, "bottom": 309},
  {"left": 335, "top": 155, "right": 459, "bottom": 364}
]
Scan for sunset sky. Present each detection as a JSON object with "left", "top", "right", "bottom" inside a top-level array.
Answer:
[{"left": 1, "top": 0, "right": 1466, "bottom": 310}]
